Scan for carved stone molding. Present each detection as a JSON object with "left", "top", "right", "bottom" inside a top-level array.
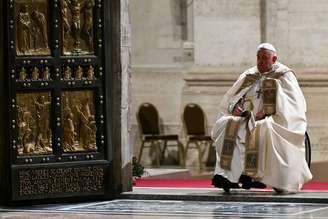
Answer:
[{"left": 183, "top": 66, "right": 328, "bottom": 88}]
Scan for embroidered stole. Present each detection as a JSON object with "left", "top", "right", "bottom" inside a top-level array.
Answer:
[
  {"left": 221, "top": 68, "right": 290, "bottom": 173},
  {"left": 244, "top": 124, "right": 261, "bottom": 176},
  {"left": 262, "top": 78, "right": 277, "bottom": 115},
  {"left": 220, "top": 119, "right": 240, "bottom": 170},
  {"left": 235, "top": 74, "right": 260, "bottom": 95}
]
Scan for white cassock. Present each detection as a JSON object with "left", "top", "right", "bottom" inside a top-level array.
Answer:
[{"left": 211, "top": 62, "right": 312, "bottom": 192}]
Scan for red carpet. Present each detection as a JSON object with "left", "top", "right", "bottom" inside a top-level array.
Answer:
[{"left": 134, "top": 179, "right": 328, "bottom": 190}]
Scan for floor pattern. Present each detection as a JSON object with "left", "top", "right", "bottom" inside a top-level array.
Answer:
[{"left": 1, "top": 200, "right": 328, "bottom": 218}]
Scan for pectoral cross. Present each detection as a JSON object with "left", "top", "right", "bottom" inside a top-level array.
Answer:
[{"left": 256, "top": 88, "right": 262, "bottom": 98}]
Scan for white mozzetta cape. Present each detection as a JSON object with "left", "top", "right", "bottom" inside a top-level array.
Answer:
[{"left": 211, "top": 62, "right": 312, "bottom": 192}]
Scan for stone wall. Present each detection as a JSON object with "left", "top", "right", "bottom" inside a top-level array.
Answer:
[
  {"left": 121, "top": 0, "right": 132, "bottom": 190},
  {"left": 130, "top": 0, "right": 186, "bottom": 66},
  {"left": 121, "top": 0, "right": 131, "bottom": 171},
  {"left": 193, "top": 0, "right": 261, "bottom": 67},
  {"left": 266, "top": 0, "right": 328, "bottom": 70}
]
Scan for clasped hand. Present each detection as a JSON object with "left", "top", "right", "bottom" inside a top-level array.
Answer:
[{"left": 232, "top": 106, "right": 266, "bottom": 120}]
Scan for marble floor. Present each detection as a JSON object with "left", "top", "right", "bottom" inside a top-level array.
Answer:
[
  {"left": 1, "top": 198, "right": 328, "bottom": 218},
  {"left": 2, "top": 186, "right": 328, "bottom": 219}
]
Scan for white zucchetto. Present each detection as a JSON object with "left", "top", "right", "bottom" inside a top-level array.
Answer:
[{"left": 257, "top": 43, "right": 277, "bottom": 53}]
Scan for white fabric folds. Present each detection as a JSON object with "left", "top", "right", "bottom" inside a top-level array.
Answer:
[{"left": 211, "top": 62, "right": 312, "bottom": 192}]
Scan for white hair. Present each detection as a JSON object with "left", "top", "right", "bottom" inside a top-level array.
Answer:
[{"left": 257, "top": 43, "right": 277, "bottom": 54}]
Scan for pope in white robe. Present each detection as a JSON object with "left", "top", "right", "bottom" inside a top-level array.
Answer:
[{"left": 211, "top": 43, "right": 312, "bottom": 193}]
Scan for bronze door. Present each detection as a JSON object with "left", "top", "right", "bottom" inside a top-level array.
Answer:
[{"left": 2, "top": 0, "right": 115, "bottom": 202}]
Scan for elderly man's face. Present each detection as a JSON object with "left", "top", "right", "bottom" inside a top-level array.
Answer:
[{"left": 257, "top": 49, "right": 277, "bottom": 73}]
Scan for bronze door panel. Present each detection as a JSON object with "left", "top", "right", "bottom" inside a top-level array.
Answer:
[
  {"left": 15, "top": 0, "right": 50, "bottom": 56},
  {"left": 62, "top": 90, "right": 97, "bottom": 153},
  {"left": 16, "top": 92, "right": 52, "bottom": 156},
  {"left": 61, "top": 0, "right": 95, "bottom": 55}
]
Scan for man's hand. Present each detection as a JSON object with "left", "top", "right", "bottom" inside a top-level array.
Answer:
[
  {"left": 233, "top": 106, "right": 250, "bottom": 117},
  {"left": 256, "top": 111, "right": 266, "bottom": 120},
  {"left": 232, "top": 105, "right": 244, "bottom": 116}
]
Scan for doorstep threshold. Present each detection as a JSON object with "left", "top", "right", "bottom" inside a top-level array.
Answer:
[{"left": 120, "top": 187, "right": 328, "bottom": 204}]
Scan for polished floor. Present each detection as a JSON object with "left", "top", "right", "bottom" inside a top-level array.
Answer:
[{"left": 1, "top": 197, "right": 328, "bottom": 218}]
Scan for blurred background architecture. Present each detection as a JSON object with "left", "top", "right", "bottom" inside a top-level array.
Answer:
[{"left": 129, "top": 0, "right": 328, "bottom": 181}]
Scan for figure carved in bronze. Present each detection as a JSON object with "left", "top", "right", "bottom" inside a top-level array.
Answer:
[
  {"left": 71, "top": 0, "right": 82, "bottom": 52},
  {"left": 17, "top": 4, "right": 32, "bottom": 54},
  {"left": 63, "top": 107, "right": 77, "bottom": 151},
  {"left": 34, "top": 95, "right": 51, "bottom": 152},
  {"left": 16, "top": 1, "right": 50, "bottom": 55},
  {"left": 17, "top": 107, "right": 33, "bottom": 154},
  {"left": 82, "top": 0, "right": 95, "bottom": 50},
  {"left": 76, "top": 98, "right": 92, "bottom": 149},
  {"left": 19, "top": 67, "right": 27, "bottom": 80},
  {"left": 31, "top": 67, "right": 39, "bottom": 80},
  {"left": 64, "top": 66, "right": 72, "bottom": 79},
  {"left": 31, "top": 10, "right": 49, "bottom": 51},
  {"left": 75, "top": 66, "right": 83, "bottom": 79},
  {"left": 61, "top": 0, "right": 95, "bottom": 55},
  {"left": 87, "top": 65, "right": 94, "bottom": 80},
  {"left": 61, "top": 0, "right": 71, "bottom": 48},
  {"left": 43, "top": 67, "right": 50, "bottom": 80}
]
